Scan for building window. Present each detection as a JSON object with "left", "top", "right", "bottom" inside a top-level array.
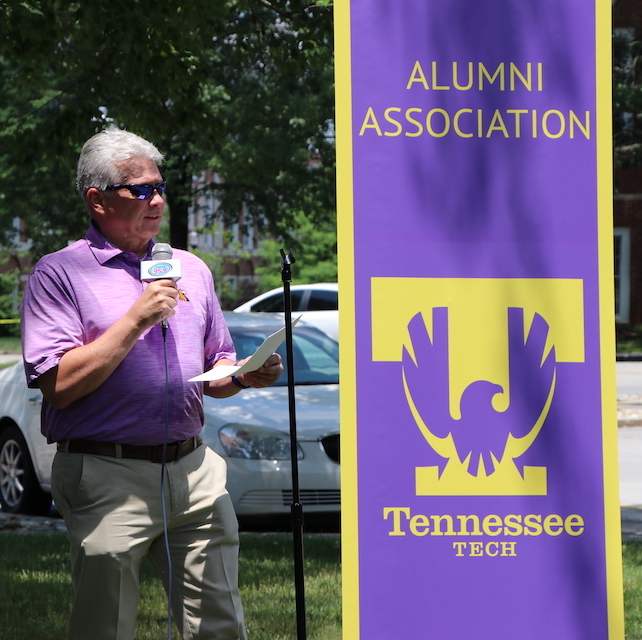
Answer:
[{"left": 615, "top": 227, "right": 631, "bottom": 323}]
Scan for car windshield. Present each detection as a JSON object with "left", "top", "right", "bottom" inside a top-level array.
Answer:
[{"left": 230, "top": 326, "right": 339, "bottom": 385}]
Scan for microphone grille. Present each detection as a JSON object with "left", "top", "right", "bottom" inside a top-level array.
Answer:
[{"left": 151, "top": 243, "right": 173, "bottom": 261}]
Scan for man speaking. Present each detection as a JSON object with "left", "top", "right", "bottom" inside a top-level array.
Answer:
[{"left": 20, "top": 126, "right": 283, "bottom": 640}]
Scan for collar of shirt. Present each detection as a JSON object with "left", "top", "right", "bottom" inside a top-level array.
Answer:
[{"left": 85, "top": 222, "right": 154, "bottom": 265}]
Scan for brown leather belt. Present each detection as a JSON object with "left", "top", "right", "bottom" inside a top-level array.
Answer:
[{"left": 57, "top": 435, "right": 202, "bottom": 463}]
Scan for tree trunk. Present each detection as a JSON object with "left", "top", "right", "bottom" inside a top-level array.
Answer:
[{"left": 167, "top": 155, "right": 191, "bottom": 250}]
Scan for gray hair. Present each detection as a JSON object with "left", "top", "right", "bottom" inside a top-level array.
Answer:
[{"left": 76, "top": 126, "right": 164, "bottom": 200}]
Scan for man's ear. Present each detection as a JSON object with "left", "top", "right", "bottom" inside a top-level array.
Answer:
[{"left": 86, "top": 187, "right": 107, "bottom": 216}]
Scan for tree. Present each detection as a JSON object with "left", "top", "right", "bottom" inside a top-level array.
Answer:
[
  {"left": 0, "top": 0, "right": 335, "bottom": 257},
  {"left": 613, "top": 5, "right": 642, "bottom": 169},
  {"left": 0, "top": 256, "right": 20, "bottom": 337},
  {"left": 253, "top": 211, "right": 337, "bottom": 293}
]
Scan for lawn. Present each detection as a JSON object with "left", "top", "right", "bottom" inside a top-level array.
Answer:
[
  {"left": 624, "top": 541, "right": 642, "bottom": 639},
  {"left": 0, "top": 531, "right": 341, "bottom": 640},
  {"left": 0, "top": 336, "right": 20, "bottom": 353},
  {"left": 5, "top": 532, "right": 642, "bottom": 638}
]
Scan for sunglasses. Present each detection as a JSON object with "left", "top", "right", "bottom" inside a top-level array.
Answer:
[{"left": 105, "top": 181, "right": 166, "bottom": 200}]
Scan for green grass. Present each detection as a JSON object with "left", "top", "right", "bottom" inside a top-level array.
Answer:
[
  {"left": 624, "top": 542, "right": 642, "bottom": 639},
  {"left": 0, "top": 336, "right": 20, "bottom": 352},
  {"left": 0, "top": 532, "right": 341, "bottom": 640},
  {"left": 7, "top": 533, "right": 642, "bottom": 638}
]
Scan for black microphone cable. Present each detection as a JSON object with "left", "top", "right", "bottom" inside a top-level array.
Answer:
[
  {"left": 143, "top": 242, "right": 182, "bottom": 638},
  {"left": 145, "top": 242, "right": 176, "bottom": 639},
  {"left": 160, "top": 321, "right": 174, "bottom": 640}
]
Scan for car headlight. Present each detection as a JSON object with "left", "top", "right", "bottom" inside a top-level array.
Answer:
[{"left": 218, "top": 424, "right": 304, "bottom": 460}]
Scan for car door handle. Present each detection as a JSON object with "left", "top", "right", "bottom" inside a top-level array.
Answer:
[{"left": 28, "top": 395, "right": 42, "bottom": 405}]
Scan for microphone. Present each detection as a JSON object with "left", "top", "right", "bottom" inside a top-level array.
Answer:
[
  {"left": 151, "top": 242, "right": 173, "bottom": 262},
  {"left": 140, "top": 243, "right": 182, "bottom": 330}
]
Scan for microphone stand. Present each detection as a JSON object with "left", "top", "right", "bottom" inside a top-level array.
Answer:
[{"left": 280, "top": 248, "right": 307, "bottom": 640}]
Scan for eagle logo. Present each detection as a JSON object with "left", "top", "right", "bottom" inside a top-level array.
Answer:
[{"left": 401, "top": 306, "right": 556, "bottom": 495}]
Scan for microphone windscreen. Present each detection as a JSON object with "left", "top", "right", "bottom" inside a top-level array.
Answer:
[{"left": 152, "top": 243, "right": 173, "bottom": 261}]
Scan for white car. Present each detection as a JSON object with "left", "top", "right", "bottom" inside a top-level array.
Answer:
[
  {"left": 0, "top": 313, "right": 340, "bottom": 520},
  {"left": 0, "top": 359, "right": 51, "bottom": 515},
  {"left": 234, "top": 283, "right": 339, "bottom": 341},
  {"left": 203, "top": 312, "right": 340, "bottom": 518}
]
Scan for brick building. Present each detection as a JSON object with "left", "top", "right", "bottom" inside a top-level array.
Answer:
[{"left": 614, "top": 170, "right": 642, "bottom": 324}]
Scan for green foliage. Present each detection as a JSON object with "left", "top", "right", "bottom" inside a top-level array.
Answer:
[
  {"left": 0, "top": 256, "right": 21, "bottom": 337},
  {"left": 189, "top": 246, "right": 241, "bottom": 310},
  {"left": 616, "top": 324, "right": 642, "bottom": 354},
  {"left": 0, "top": 270, "right": 18, "bottom": 315},
  {"left": 204, "top": 2, "right": 336, "bottom": 241},
  {"left": 614, "top": 26, "right": 642, "bottom": 168},
  {"left": 254, "top": 210, "right": 337, "bottom": 293},
  {"left": 0, "top": 0, "right": 335, "bottom": 257}
]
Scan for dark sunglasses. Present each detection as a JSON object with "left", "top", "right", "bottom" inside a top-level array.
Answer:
[{"left": 105, "top": 181, "right": 166, "bottom": 200}]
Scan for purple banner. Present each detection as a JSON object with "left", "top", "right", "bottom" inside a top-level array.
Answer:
[{"left": 336, "top": 0, "right": 622, "bottom": 638}]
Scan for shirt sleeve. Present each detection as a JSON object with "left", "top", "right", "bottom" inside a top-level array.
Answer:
[
  {"left": 201, "top": 265, "right": 236, "bottom": 369},
  {"left": 20, "top": 265, "right": 85, "bottom": 387}
]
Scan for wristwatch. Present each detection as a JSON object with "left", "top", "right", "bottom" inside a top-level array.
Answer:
[{"left": 231, "top": 375, "right": 250, "bottom": 390}]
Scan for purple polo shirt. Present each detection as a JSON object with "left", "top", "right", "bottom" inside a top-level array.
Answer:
[{"left": 21, "top": 223, "right": 236, "bottom": 445}]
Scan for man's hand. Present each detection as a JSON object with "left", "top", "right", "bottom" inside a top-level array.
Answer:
[
  {"left": 236, "top": 353, "right": 284, "bottom": 388},
  {"left": 128, "top": 279, "right": 178, "bottom": 329}
]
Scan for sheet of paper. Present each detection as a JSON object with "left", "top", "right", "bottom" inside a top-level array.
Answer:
[{"left": 188, "top": 316, "right": 300, "bottom": 382}]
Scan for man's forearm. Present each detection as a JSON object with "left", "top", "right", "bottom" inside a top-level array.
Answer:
[{"left": 36, "top": 312, "right": 147, "bottom": 409}]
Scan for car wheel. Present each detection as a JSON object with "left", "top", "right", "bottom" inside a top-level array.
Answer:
[{"left": 0, "top": 425, "right": 52, "bottom": 515}]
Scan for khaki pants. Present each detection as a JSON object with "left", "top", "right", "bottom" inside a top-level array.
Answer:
[{"left": 51, "top": 444, "right": 247, "bottom": 640}]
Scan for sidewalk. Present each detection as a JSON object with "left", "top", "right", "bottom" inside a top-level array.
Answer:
[
  {"left": 0, "top": 510, "right": 66, "bottom": 534},
  {"left": 617, "top": 359, "right": 642, "bottom": 427},
  {"left": 0, "top": 352, "right": 20, "bottom": 366}
]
